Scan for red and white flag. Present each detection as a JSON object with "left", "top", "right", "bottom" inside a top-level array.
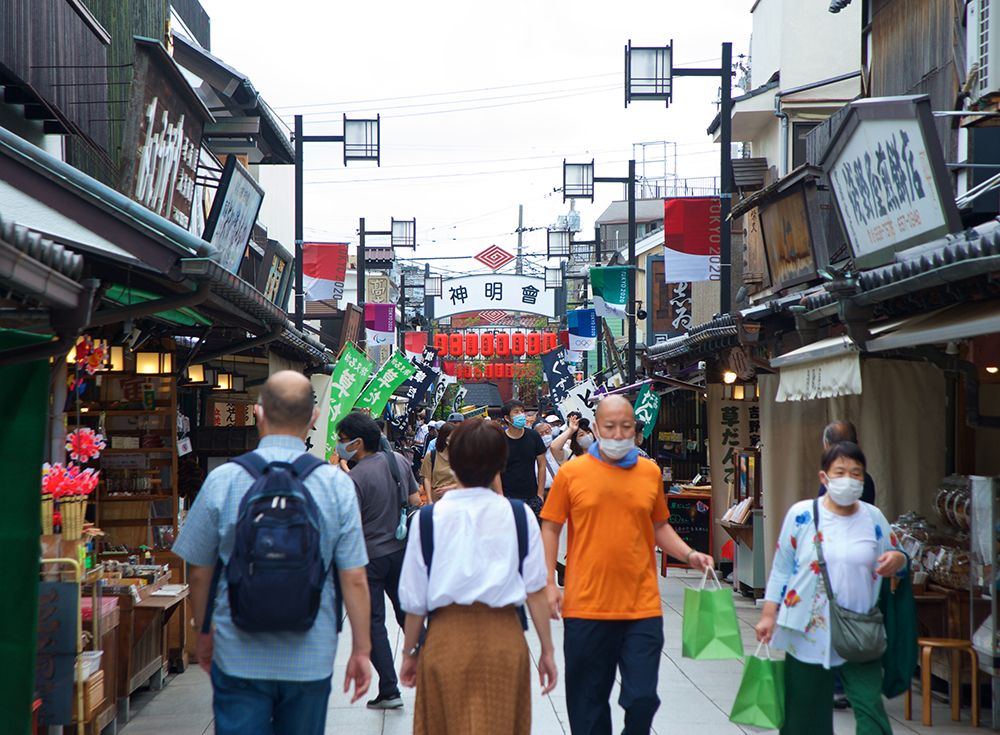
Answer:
[
  {"left": 303, "top": 243, "right": 349, "bottom": 302},
  {"left": 663, "top": 198, "right": 721, "bottom": 283}
]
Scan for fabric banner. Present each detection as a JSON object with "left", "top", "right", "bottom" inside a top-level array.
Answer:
[
  {"left": 0, "top": 331, "right": 49, "bottom": 734},
  {"left": 400, "top": 346, "right": 440, "bottom": 411},
  {"left": 452, "top": 385, "right": 468, "bottom": 413},
  {"left": 634, "top": 385, "right": 660, "bottom": 438},
  {"left": 428, "top": 374, "right": 451, "bottom": 416},
  {"left": 558, "top": 378, "right": 600, "bottom": 425},
  {"left": 305, "top": 373, "right": 332, "bottom": 459},
  {"left": 324, "top": 344, "right": 374, "bottom": 460},
  {"left": 403, "top": 331, "right": 429, "bottom": 361},
  {"left": 589, "top": 266, "right": 630, "bottom": 318},
  {"left": 365, "top": 303, "right": 395, "bottom": 358},
  {"left": 663, "top": 197, "right": 721, "bottom": 283},
  {"left": 541, "top": 348, "right": 576, "bottom": 404},
  {"left": 303, "top": 242, "right": 349, "bottom": 302},
  {"left": 567, "top": 308, "right": 598, "bottom": 352},
  {"left": 354, "top": 350, "right": 417, "bottom": 416}
]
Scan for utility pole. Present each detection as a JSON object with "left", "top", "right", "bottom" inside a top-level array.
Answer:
[{"left": 516, "top": 204, "right": 524, "bottom": 276}]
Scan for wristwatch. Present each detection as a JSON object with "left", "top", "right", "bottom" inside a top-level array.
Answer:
[{"left": 405, "top": 644, "right": 421, "bottom": 657}]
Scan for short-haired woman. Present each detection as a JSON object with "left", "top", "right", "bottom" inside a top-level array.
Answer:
[
  {"left": 755, "top": 442, "right": 907, "bottom": 735},
  {"left": 549, "top": 413, "right": 595, "bottom": 465},
  {"left": 398, "top": 418, "right": 557, "bottom": 734}
]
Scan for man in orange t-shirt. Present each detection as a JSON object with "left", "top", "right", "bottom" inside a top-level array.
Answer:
[{"left": 540, "top": 395, "right": 713, "bottom": 734}]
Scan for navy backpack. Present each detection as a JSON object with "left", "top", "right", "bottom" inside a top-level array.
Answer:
[{"left": 203, "top": 452, "right": 339, "bottom": 635}]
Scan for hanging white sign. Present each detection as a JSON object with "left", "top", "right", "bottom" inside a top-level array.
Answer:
[{"left": 433, "top": 274, "right": 554, "bottom": 319}]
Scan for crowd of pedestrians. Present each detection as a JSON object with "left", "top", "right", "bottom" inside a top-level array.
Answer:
[{"left": 174, "top": 371, "right": 910, "bottom": 735}]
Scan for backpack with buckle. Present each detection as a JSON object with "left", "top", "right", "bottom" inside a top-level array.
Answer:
[{"left": 202, "top": 452, "right": 340, "bottom": 635}]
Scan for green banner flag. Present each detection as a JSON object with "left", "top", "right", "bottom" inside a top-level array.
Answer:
[
  {"left": 589, "top": 266, "right": 630, "bottom": 318},
  {"left": 353, "top": 350, "right": 417, "bottom": 417},
  {"left": 324, "top": 343, "right": 374, "bottom": 460},
  {"left": 634, "top": 384, "right": 660, "bottom": 438}
]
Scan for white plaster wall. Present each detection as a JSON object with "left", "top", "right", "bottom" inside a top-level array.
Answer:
[
  {"left": 254, "top": 165, "right": 295, "bottom": 248},
  {"left": 779, "top": 1, "right": 862, "bottom": 92},
  {"left": 749, "top": 0, "right": 783, "bottom": 88}
]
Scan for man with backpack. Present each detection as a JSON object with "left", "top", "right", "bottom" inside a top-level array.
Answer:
[
  {"left": 335, "top": 411, "right": 421, "bottom": 710},
  {"left": 174, "top": 371, "right": 372, "bottom": 735}
]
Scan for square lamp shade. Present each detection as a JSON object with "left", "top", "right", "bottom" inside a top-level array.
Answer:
[
  {"left": 545, "top": 267, "right": 564, "bottom": 290},
  {"left": 186, "top": 364, "right": 206, "bottom": 383},
  {"left": 563, "top": 160, "right": 594, "bottom": 200},
  {"left": 547, "top": 228, "right": 572, "bottom": 258},
  {"left": 135, "top": 350, "right": 173, "bottom": 375},
  {"left": 424, "top": 274, "right": 443, "bottom": 297},
  {"left": 391, "top": 218, "right": 417, "bottom": 249},
  {"left": 625, "top": 40, "right": 673, "bottom": 105},
  {"left": 343, "top": 114, "right": 380, "bottom": 165},
  {"left": 214, "top": 372, "right": 233, "bottom": 391}
]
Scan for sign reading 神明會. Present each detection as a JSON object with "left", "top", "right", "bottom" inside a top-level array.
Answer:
[{"left": 433, "top": 274, "right": 554, "bottom": 319}]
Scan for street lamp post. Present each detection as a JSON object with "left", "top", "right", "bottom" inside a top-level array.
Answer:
[
  {"left": 293, "top": 113, "right": 380, "bottom": 329},
  {"left": 625, "top": 40, "right": 734, "bottom": 314},
  {"left": 561, "top": 159, "right": 638, "bottom": 384},
  {"left": 357, "top": 217, "right": 416, "bottom": 349}
]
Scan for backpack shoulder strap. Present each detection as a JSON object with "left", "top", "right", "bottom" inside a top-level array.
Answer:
[
  {"left": 419, "top": 505, "right": 435, "bottom": 574},
  {"left": 382, "top": 450, "right": 405, "bottom": 506},
  {"left": 509, "top": 499, "right": 529, "bottom": 576},
  {"left": 230, "top": 451, "right": 269, "bottom": 479},
  {"left": 430, "top": 449, "right": 436, "bottom": 470},
  {"left": 290, "top": 453, "right": 326, "bottom": 480}
]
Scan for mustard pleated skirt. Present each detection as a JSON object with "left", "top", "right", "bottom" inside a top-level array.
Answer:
[{"left": 414, "top": 603, "right": 531, "bottom": 735}]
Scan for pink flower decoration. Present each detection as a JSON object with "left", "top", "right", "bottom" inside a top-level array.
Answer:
[
  {"left": 42, "top": 462, "right": 100, "bottom": 497},
  {"left": 66, "top": 428, "right": 106, "bottom": 463}
]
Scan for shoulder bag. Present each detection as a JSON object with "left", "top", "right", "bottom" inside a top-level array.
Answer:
[{"left": 812, "top": 498, "right": 887, "bottom": 663}]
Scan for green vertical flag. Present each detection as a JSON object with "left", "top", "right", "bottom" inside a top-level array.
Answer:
[
  {"left": 353, "top": 350, "right": 417, "bottom": 417},
  {"left": 634, "top": 384, "right": 660, "bottom": 438},
  {"left": 325, "top": 343, "right": 374, "bottom": 460},
  {"left": 589, "top": 266, "right": 630, "bottom": 318}
]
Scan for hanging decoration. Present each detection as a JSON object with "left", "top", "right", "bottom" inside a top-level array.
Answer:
[
  {"left": 73, "top": 335, "right": 108, "bottom": 376},
  {"left": 65, "top": 427, "right": 106, "bottom": 464},
  {"left": 41, "top": 462, "right": 100, "bottom": 540}
]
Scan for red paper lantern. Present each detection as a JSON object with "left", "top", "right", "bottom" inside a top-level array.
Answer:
[
  {"left": 511, "top": 332, "right": 526, "bottom": 356},
  {"left": 485, "top": 364, "right": 494, "bottom": 379},
  {"left": 433, "top": 334, "right": 448, "bottom": 354},
  {"left": 449, "top": 333, "right": 463, "bottom": 358},
  {"left": 473, "top": 365, "right": 484, "bottom": 380},
  {"left": 496, "top": 333, "right": 510, "bottom": 356},
  {"left": 481, "top": 333, "right": 494, "bottom": 357},
  {"left": 465, "top": 333, "right": 479, "bottom": 358},
  {"left": 506, "top": 363, "right": 514, "bottom": 378},
  {"left": 526, "top": 332, "right": 542, "bottom": 356},
  {"left": 543, "top": 332, "right": 559, "bottom": 352}
]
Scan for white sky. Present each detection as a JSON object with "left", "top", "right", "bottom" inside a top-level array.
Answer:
[{"left": 197, "top": 1, "right": 753, "bottom": 279}]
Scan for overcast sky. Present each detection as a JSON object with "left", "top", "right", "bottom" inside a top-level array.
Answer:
[{"left": 197, "top": 1, "right": 753, "bottom": 278}]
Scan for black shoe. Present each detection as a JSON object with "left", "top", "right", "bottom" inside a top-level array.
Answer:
[
  {"left": 833, "top": 694, "right": 851, "bottom": 710},
  {"left": 367, "top": 692, "right": 403, "bottom": 710}
]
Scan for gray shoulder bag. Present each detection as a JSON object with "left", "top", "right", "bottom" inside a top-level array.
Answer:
[{"left": 812, "top": 498, "right": 887, "bottom": 663}]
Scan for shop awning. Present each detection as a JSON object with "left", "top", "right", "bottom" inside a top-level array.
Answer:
[
  {"left": 772, "top": 334, "right": 862, "bottom": 402},
  {"left": 866, "top": 300, "right": 1000, "bottom": 352}
]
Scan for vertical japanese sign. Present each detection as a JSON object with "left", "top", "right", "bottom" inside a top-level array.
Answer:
[
  {"left": 707, "top": 386, "right": 751, "bottom": 494},
  {"left": 35, "top": 582, "right": 78, "bottom": 725},
  {"left": 633, "top": 385, "right": 660, "bottom": 438},
  {"left": 354, "top": 350, "right": 417, "bottom": 417},
  {"left": 323, "top": 344, "right": 374, "bottom": 460},
  {"left": 541, "top": 348, "right": 576, "bottom": 404}
]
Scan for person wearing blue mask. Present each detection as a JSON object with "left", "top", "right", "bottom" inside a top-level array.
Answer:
[{"left": 499, "top": 400, "right": 547, "bottom": 518}]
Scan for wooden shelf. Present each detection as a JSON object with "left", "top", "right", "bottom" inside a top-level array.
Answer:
[
  {"left": 66, "top": 408, "right": 171, "bottom": 416},
  {"left": 103, "top": 447, "right": 174, "bottom": 454},
  {"left": 98, "top": 495, "right": 172, "bottom": 502},
  {"left": 99, "top": 518, "right": 173, "bottom": 527}
]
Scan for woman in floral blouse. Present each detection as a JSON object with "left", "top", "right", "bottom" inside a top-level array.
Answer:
[{"left": 755, "top": 442, "right": 907, "bottom": 735}]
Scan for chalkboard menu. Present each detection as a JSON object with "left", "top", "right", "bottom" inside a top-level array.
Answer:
[{"left": 663, "top": 493, "right": 712, "bottom": 568}]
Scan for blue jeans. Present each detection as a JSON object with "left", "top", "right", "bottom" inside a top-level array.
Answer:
[
  {"left": 563, "top": 617, "right": 664, "bottom": 735},
  {"left": 211, "top": 663, "right": 331, "bottom": 735}
]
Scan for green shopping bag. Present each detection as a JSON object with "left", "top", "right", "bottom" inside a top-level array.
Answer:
[
  {"left": 729, "top": 643, "right": 786, "bottom": 730},
  {"left": 681, "top": 568, "right": 744, "bottom": 660}
]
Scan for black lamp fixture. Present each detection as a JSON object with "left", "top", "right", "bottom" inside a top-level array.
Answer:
[
  {"left": 625, "top": 40, "right": 673, "bottom": 106},
  {"left": 423, "top": 274, "right": 442, "bottom": 298},
  {"left": 562, "top": 160, "right": 595, "bottom": 200},
  {"left": 545, "top": 267, "right": 564, "bottom": 290},
  {"left": 391, "top": 218, "right": 417, "bottom": 249},
  {"left": 547, "top": 228, "right": 572, "bottom": 259}
]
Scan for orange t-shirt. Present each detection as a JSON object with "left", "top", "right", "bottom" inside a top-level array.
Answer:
[{"left": 540, "top": 453, "right": 669, "bottom": 620}]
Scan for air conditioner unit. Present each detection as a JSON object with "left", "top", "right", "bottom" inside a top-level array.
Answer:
[{"left": 970, "top": 0, "right": 1000, "bottom": 98}]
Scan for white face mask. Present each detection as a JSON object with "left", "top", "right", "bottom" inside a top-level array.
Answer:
[
  {"left": 600, "top": 437, "right": 634, "bottom": 460},
  {"left": 825, "top": 475, "right": 864, "bottom": 506},
  {"left": 541, "top": 434, "right": 553, "bottom": 448},
  {"left": 577, "top": 434, "right": 594, "bottom": 450}
]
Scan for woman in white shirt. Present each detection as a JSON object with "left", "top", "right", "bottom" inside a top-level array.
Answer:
[
  {"left": 755, "top": 442, "right": 907, "bottom": 735},
  {"left": 398, "top": 418, "right": 557, "bottom": 735}
]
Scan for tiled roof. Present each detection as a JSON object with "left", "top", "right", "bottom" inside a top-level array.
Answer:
[{"left": 0, "top": 214, "right": 83, "bottom": 280}]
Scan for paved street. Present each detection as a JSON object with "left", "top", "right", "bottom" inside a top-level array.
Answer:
[{"left": 121, "top": 568, "right": 981, "bottom": 735}]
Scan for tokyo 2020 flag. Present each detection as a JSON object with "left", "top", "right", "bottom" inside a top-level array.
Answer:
[
  {"left": 663, "top": 197, "right": 721, "bottom": 283},
  {"left": 567, "top": 308, "right": 598, "bottom": 351},
  {"left": 589, "top": 266, "right": 629, "bottom": 318},
  {"left": 303, "top": 242, "right": 349, "bottom": 302}
]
